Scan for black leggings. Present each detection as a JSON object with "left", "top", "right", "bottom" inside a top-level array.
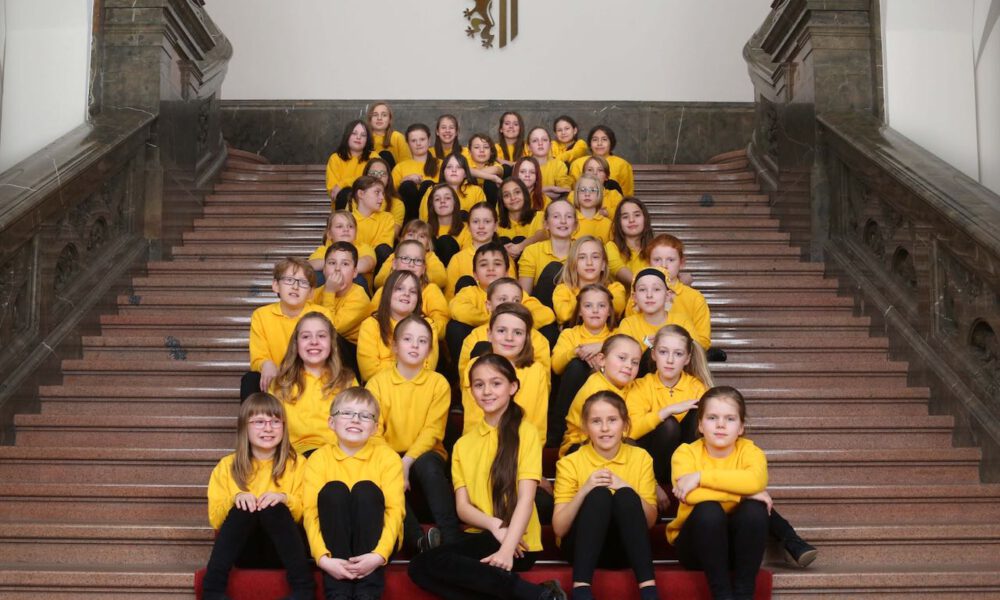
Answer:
[
  {"left": 532, "top": 261, "right": 564, "bottom": 310},
  {"left": 675, "top": 500, "right": 769, "bottom": 600},
  {"left": 333, "top": 188, "right": 353, "bottom": 211},
  {"left": 636, "top": 412, "right": 697, "bottom": 485},
  {"left": 549, "top": 358, "right": 592, "bottom": 447},
  {"left": 561, "top": 487, "right": 655, "bottom": 586},
  {"left": 239, "top": 371, "right": 261, "bottom": 402},
  {"left": 408, "top": 530, "right": 545, "bottom": 600},
  {"left": 202, "top": 504, "right": 313, "bottom": 599},
  {"left": 398, "top": 179, "right": 434, "bottom": 223},
  {"left": 378, "top": 150, "right": 396, "bottom": 171},
  {"left": 403, "top": 452, "right": 463, "bottom": 547},
  {"left": 434, "top": 235, "right": 461, "bottom": 268},
  {"left": 317, "top": 480, "right": 387, "bottom": 599}
]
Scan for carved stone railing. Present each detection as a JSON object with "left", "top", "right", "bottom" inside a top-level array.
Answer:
[{"left": 0, "top": 0, "right": 230, "bottom": 442}]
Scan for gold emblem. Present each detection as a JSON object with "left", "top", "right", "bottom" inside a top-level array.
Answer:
[{"left": 464, "top": 0, "right": 518, "bottom": 49}]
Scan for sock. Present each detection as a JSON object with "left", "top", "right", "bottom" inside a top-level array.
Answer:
[
  {"left": 572, "top": 585, "right": 595, "bottom": 600},
  {"left": 639, "top": 585, "right": 660, "bottom": 600}
]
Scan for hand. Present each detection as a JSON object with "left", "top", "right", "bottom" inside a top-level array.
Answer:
[
  {"left": 403, "top": 174, "right": 422, "bottom": 184},
  {"left": 679, "top": 272, "right": 694, "bottom": 286},
  {"left": 747, "top": 490, "right": 773, "bottom": 514},
  {"left": 480, "top": 548, "right": 515, "bottom": 571},
  {"left": 234, "top": 492, "right": 257, "bottom": 512},
  {"left": 324, "top": 268, "right": 344, "bottom": 292},
  {"left": 658, "top": 398, "right": 700, "bottom": 422},
  {"left": 599, "top": 207, "right": 610, "bottom": 218},
  {"left": 607, "top": 472, "right": 630, "bottom": 491},
  {"left": 673, "top": 472, "right": 701, "bottom": 503},
  {"left": 401, "top": 457, "right": 413, "bottom": 492},
  {"left": 259, "top": 361, "right": 279, "bottom": 391},
  {"left": 655, "top": 485, "right": 671, "bottom": 513},
  {"left": 318, "top": 555, "right": 355, "bottom": 580},
  {"left": 347, "top": 552, "right": 385, "bottom": 578},
  {"left": 585, "top": 468, "right": 613, "bottom": 490},
  {"left": 256, "top": 492, "right": 287, "bottom": 510},
  {"left": 504, "top": 242, "right": 524, "bottom": 259}
]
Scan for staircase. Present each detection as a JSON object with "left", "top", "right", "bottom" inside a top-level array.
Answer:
[{"left": 1, "top": 148, "right": 999, "bottom": 599}]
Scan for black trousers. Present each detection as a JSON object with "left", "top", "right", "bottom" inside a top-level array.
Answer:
[
  {"left": 482, "top": 180, "right": 500, "bottom": 208},
  {"left": 408, "top": 530, "right": 545, "bottom": 600},
  {"left": 377, "top": 150, "right": 396, "bottom": 171},
  {"left": 337, "top": 336, "right": 359, "bottom": 384},
  {"left": 549, "top": 358, "right": 592, "bottom": 447},
  {"left": 636, "top": 411, "right": 697, "bottom": 486},
  {"left": 202, "top": 504, "right": 313, "bottom": 600},
  {"left": 398, "top": 180, "right": 434, "bottom": 223},
  {"left": 434, "top": 235, "right": 461, "bottom": 268},
  {"left": 444, "top": 320, "right": 475, "bottom": 385},
  {"left": 532, "top": 261, "right": 564, "bottom": 310},
  {"left": 333, "top": 188, "right": 353, "bottom": 211},
  {"left": 560, "top": 487, "right": 654, "bottom": 585},
  {"left": 675, "top": 500, "right": 769, "bottom": 600},
  {"left": 240, "top": 371, "right": 261, "bottom": 402},
  {"left": 403, "top": 452, "right": 463, "bottom": 546},
  {"left": 317, "top": 480, "right": 387, "bottom": 599}
]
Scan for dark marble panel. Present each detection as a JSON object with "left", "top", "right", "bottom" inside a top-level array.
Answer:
[{"left": 220, "top": 100, "right": 756, "bottom": 166}]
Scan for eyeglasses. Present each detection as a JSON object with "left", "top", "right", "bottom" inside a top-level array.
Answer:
[
  {"left": 579, "top": 187, "right": 600, "bottom": 194},
  {"left": 397, "top": 256, "right": 425, "bottom": 266},
  {"left": 278, "top": 276, "right": 311, "bottom": 288},
  {"left": 368, "top": 169, "right": 387, "bottom": 178},
  {"left": 333, "top": 410, "right": 377, "bottom": 423},
  {"left": 248, "top": 418, "right": 283, "bottom": 429}
]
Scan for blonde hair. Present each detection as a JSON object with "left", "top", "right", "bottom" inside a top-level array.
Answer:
[
  {"left": 651, "top": 324, "right": 714, "bottom": 387},
  {"left": 232, "top": 393, "right": 295, "bottom": 491},
  {"left": 559, "top": 235, "right": 611, "bottom": 288},
  {"left": 573, "top": 174, "right": 605, "bottom": 212},
  {"left": 330, "top": 387, "right": 381, "bottom": 421}
]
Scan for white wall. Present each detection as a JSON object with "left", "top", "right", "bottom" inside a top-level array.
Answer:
[
  {"left": 883, "top": 0, "right": 1000, "bottom": 194},
  {"left": 207, "top": 0, "right": 771, "bottom": 102},
  {"left": 0, "top": 0, "right": 92, "bottom": 173}
]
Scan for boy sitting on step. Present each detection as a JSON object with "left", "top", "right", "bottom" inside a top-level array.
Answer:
[
  {"left": 243, "top": 257, "right": 333, "bottom": 401},
  {"left": 311, "top": 242, "right": 370, "bottom": 378}
]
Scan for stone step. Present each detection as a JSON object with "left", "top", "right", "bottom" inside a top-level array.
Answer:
[
  {"left": 771, "top": 484, "right": 1000, "bottom": 524},
  {"left": 764, "top": 448, "right": 981, "bottom": 485},
  {"left": 0, "top": 484, "right": 205, "bottom": 523},
  {"left": 38, "top": 385, "right": 237, "bottom": 416},
  {"left": 0, "top": 565, "right": 195, "bottom": 600},
  {"left": 770, "top": 565, "right": 1000, "bottom": 599},
  {"left": 0, "top": 447, "right": 223, "bottom": 485}
]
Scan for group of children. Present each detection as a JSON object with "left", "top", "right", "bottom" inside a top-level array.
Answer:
[{"left": 205, "top": 104, "right": 817, "bottom": 600}]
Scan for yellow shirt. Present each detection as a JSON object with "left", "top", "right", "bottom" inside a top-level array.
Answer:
[
  {"left": 249, "top": 303, "right": 334, "bottom": 371},
  {"left": 325, "top": 153, "right": 371, "bottom": 193},
  {"left": 551, "top": 325, "right": 612, "bottom": 375},
  {"left": 551, "top": 139, "right": 588, "bottom": 164},
  {"left": 429, "top": 146, "right": 473, "bottom": 161},
  {"left": 667, "top": 438, "right": 768, "bottom": 544},
  {"left": 605, "top": 242, "right": 647, "bottom": 281},
  {"left": 420, "top": 184, "right": 487, "bottom": 221},
  {"left": 373, "top": 252, "right": 448, "bottom": 290},
  {"left": 384, "top": 195, "right": 406, "bottom": 229},
  {"left": 309, "top": 241, "right": 376, "bottom": 267},
  {"left": 303, "top": 440, "right": 405, "bottom": 561},
  {"left": 461, "top": 361, "right": 549, "bottom": 441},
  {"left": 448, "top": 285, "right": 555, "bottom": 329},
  {"left": 560, "top": 371, "right": 633, "bottom": 457},
  {"left": 571, "top": 155, "right": 635, "bottom": 196},
  {"left": 452, "top": 419, "right": 543, "bottom": 551},
  {"left": 627, "top": 372, "right": 707, "bottom": 439},
  {"left": 310, "top": 284, "right": 371, "bottom": 344},
  {"left": 551, "top": 281, "right": 628, "bottom": 324},
  {"left": 366, "top": 366, "right": 451, "bottom": 461},
  {"left": 673, "top": 282, "right": 711, "bottom": 350},
  {"left": 519, "top": 240, "right": 568, "bottom": 287},
  {"left": 458, "top": 324, "right": 551, "bottom": 379},
  {"left": 569, "top": 189, "right": 623, "bottom": 217},
  {"left": 438, "top": 223, "right": 472, "bottom": 250},
  {"left": 352, "top": 208, "right": 395, "bottom": 249},
  {"left": 445, "top": 246, "right": 518, "bottom": 298},
  {"left": 368, "top": 282, "right": 449, "bottom": 338},
  {"left": 356, "top": 316, "right": 440, "bottom": 382},
  {"left": 498, "top": 211, "right": 545, "bottom": 241},
  {"left": 538, "top": 159, "right": 573, "bottom": 189},
  {"left": 615, "top": 312, "right": 697, "bottom": 351},
  {"left": 495, "top": 142, "right": 529, "bottom": 162},
  {"left": 553, "top": 444, "right": 656, "bottom": 543},
  {"left": 208, "top": 453, "right": 306, "bottom": 530},
  {"left": 576, "top": 212, "right": 614, "bottom": 243},
  {"left": 372, "top": 131, "right": 411, "bottom": 163},
  {"left": 391, "top": 158, "right": 439, "bottom": 189},
  {"left": 270, "top": 372, "right": 359, "bottom": 454}
]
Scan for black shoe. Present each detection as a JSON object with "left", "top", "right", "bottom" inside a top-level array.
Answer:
[
  {"left": 783, "top": 537, "right": 818, "bottom": 568},
  {"left": 540, "top": 579, "right": 568, "bottom": 600},
  {"left": 202, "top": 593, "right": 232, "bottom": 600},
  {"left": 417, "top": 526, "right": 442, "bottom": 553},
  {"left": 706, "top": 347, "right": 727, "bottom": 362}
]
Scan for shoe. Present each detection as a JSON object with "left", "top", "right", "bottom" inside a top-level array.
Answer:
[
  {"left": 783, "top": 538, "right": 818, "bottom": 568},
  {"left": 540, "top": 579, "right": 568, "bottom": 600},
  {"left": 417, "top": 526, "right": 442, "bottom": 553},
  {"left": 706, "top": 347, "right": 727, "bottom": 362}
]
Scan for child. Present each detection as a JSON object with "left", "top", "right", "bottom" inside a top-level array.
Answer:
[
  {"left": 392, "top": 123, "right": 440, "bottom": 222},
  {"left": 567, "top": 156, "right": 624, "bottom": 218},
  {"left": 527, "top": 126, "right": 573, "bottom": 200},
  {"left": 373, "top": 220, "right": 448, "bottom": 291},
  {"left": 363, "top": 157, "right": 405, "bottom": 231},
  {"left": 668, "top": 386, "right": 769, "bottom": 600},
  {"left": 419, "top": 152, "right": 487, "bottom": 221},
  {"left": 518, "top": 199, "right": 578, "bottom": 308},
  {"left": 270, "top": 312, "right": 358, "bottom": 455},
  {"left": 445, "top": 202, "right": 515, "bottom": 298},
  {"left": 616, "top": 268, "right": 697, "bottom": 374},
  {"left": 426, "top": 183, "right": 470, "bottom": 266},
  {"left": 497, "top": 178, "right": 546, "bottom": 260},
  {"left": 310, "top": 242, "right": 371, "bottom": 374},
  {"left": 551, "top": 236, "right": 627, "bottom": 325},
  {"left": 365, "top": 315, "right": 461, "bottom": 549},
  {"left": 326, "top": 119, "right": 375, "bottom": 209},
  {"left": 349, "top": 176, "right": 396, "bottom": 268},
  {"left": 467, "top": 132, "right": 504, "bottom": 205},
  {"left": 511, "top": 156, "right": 547, "bottom": 212},
  {"left": 204, "top": 393, "right": 313, "bottom": 600},
  {"left": 367, "top": 101, "right": 410, "bottom": 168},
  {"left": 570, "top": 126, "right": 634, "bottom": 196},
  {"left": 495, "top": 111, "right": 528, "bottom": 171},
  {"left": 369, "top": 238, "right": 450, "bottom": 338},
  {"left": 408, "top": 354, "right": 565, "bottom": 600},
  {"left": 454, "top": 276, "right": 554, "bottom": 378},
  {"left": 307, "top": 211, "right": 376, "bottom": 283},
  {"left": 607, "top": 198, "right": 654, "bottom": 285},
  {"left": 551, "top": 115, "right": 588, "bottom": 165},
  {"left": 558, "top": 334, "right": 642, "bottom": 458},
  {"left": 573, "top": 175, "right": 614, "bottom": 243},
  {"left": 245, "top": 257, "right": 333, "bottom": 400},
  {"left": 643, "top": 233, "right": 715, "bottom": 356},
  {"left": 356, "top": 270, "right": 440, "bottom": 382},
  {"left": 303, "top": 388, "right": 404, "bottom": 600},
  {"left": 430, "top": 114, "right": 469, "bottom": 160},
  {"left": 552, "top": 391, "right": 659, "bottom": 600}
]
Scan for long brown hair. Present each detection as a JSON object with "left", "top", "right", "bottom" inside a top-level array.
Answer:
[
  {"left": 273, "top": 312, "right": 355, "bottom": 404},
  {"left": 433, "top": 114, "right": 463, "bottom": 158},
  {"left": 232, "top": 393, "right": 295, "bottom": 491},
  {"left": 611, "top": 197, "right": 653, "bottom": 262},
  {"left": 334, "top": 119, "right": 374, "bottom": 162},
  {"left": 469, "top": 353, "right": 523, "bottom": 526},
  {"left": 498, "top": 178, "right": 536, "bottom": 228},
  {"left": 363, "top": 157, "right": 396, "bottom": 215},
  {"left": 511, "top": 156, "right": 545, "bottom": 211},
  {"left": 366, "top": 102, "right": 395, "bottom": 150},
  {"left": 497, "top": 111, "right": 527, "bottom": 161},
  {"left": 571, "top": 283, "right": 619, "bottom": 329},
  {"left": 376, "top": 270, "right": 424, "bottom": 345},
  {"left": 426, "top": 183, "right": 464, "bottom": 238},
  {"left": 488, "top": 303, "right": 534, "bottom": 368},
  {"left": 406, "top": 123, "right": 439, "bottom": 178}
]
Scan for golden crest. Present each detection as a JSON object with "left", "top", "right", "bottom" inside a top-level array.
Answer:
[{"left": 463, "top": 0, "right": 518, "bottom": 49}]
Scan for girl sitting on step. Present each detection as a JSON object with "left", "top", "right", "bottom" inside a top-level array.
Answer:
[
  {"left": 570, "top": 126, "right": 634, "bottom": 196},
  {"left": 203, "top": 393, "right": 314, "bottom": 600},
  {"left": 307, "top": 211, "right": 376, "bottom": 288},
  {"left": 567, "top": 156, "right": 624, "bottom": 220},
  {"left": 616, "top": 268, "right": 698, "bottom": 376},
  {"left": 426, "top": 183, "right": 470, "bottom": 266},
  {"left": 362, "top": 157, "right": 405, "bottom": 233},
  {"left": 391, "top": 123, "right": 440, "bottom": 223},
  {"left": 572, "top": 175, "right": 614, "bottom": 243},
  {"left": 518, "top": 199, "right": 578, "bottom": 309},
  {"left": 606, "top": 197, "right": 653, "bottom": 286},
  {"left": 467, "top": 132, "right": 504, "bottom": 205},
  {"left": 497, "top": 178, "right": 545, "bottom": 261},
  {"left": 551, "top": 115, "right": 588, "bottom": 165},
  {"left": 551, "top": 236, "right": 628, "bottom": 326},
  {"left": 326, "top": 119, "right": 375, "bottom": 211},
  {"left": 526, "top": 126, "right": 573, "bottom": 201},
  {"left": 553, "top": 391, "right": 660, "bottom": 600},
  {"left": 418, "top": 152, "right": 487, "bottom": 222},
  {"left": 348, "top": 176, "right": 396, "bottom": 272},
  {"left": 367, "top": 101, "right": 409, "bottom": 169},
  {"left": 511, "top": 156, "right": 548, "bottom": 212}
]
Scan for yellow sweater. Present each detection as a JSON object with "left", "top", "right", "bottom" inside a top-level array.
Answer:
[
  {"left": 448, "top": 285, "right": 555, "bottom": 329},
  {"left": 627, "top": 372, "right": 707, "bottom": 439},
  {"left": 208, "top": 453, "right": 306, "bottom": 530},
  {"left": 270, "top": 372, "right": 359, "bottom": 454},
  {"left": 539, "top": 159, "right": 573, "bottom": 188},
  {"left": 356, "top": 316, "right": 440, "bottom": 382},
  {"left": 249, "top": 303, "right": 334, "bottom": 371},
  {"left": 551, "top": 139, "right": 588, "bottom": 164},
  {"left": 458, "top": 324, "right": 551, "bottom": 378},
  {"left": 461, "top": 361, "right": 550, "bottom": 441},
  {"left": 551, "top": 325, "right": 612, "bottom": 375},
  {"left": 560, "top": 371, "right": 633, "bottom": 457},
  {"left": 571, "top": 154, "right": 635, "bottom": 196},
  {"left": 372, "top": 131, "right": 411, "bottom": 163},
  {"left": 325, "top": 153, "right": 371, "bottom": 193},
  {"left": 391, "top": 159, "right": 439, "bottom": 190},
  {"left": 551, "top": 281, "right": 627, "bottom": 324},
  {"left": 373, "top": 252, "right": 448, "bottom": 290},
  {"left": 420, "top": 184, "right": 487, "bottom": 222},
  {"left": 368, "top": 283, "right": 449, "bottom": 338},
  {"left": 310, "top": 284, "right": 372, "bottom": 344},
  {"left": 366, "top": 366, "right": 451, "bottom": 460}
]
